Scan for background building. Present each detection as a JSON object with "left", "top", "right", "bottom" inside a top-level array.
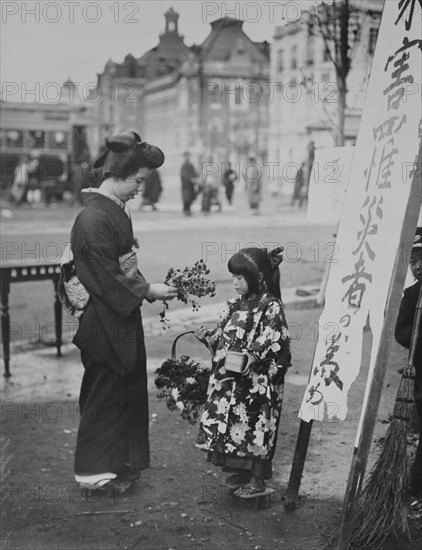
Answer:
[
  {"left": 268, "top": 0, "right": 383, "bottom": 194},
  {"left": 94, "top": 8, "right": 270, "bottom": 187},
  {"left": 0, "top": 82, "right": 93, "bottom": 193}
]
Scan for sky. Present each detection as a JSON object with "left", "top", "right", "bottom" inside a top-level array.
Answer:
[{"left": 0, "top": 0, "right": 317, "bottom": 102}]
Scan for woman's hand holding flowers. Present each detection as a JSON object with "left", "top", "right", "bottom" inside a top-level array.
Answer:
[{"left": 147, "top": 283, "right": 178, "bottom": 301}]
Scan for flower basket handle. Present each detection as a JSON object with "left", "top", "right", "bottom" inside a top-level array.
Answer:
[{"left": 171, "top": 330, "right": 195, "bottom": 361}]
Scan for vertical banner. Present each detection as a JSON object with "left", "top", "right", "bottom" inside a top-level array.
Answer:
[
  {"left": 307, "top": 147, "right": 355, "bottom": 225},
  {"left": 299, "top": 1, "right": 422, "bottom": 422}
]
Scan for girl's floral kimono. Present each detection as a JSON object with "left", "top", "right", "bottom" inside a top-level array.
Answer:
[{"left": 196, "top": 291, "right": 291, "bottom": 473}]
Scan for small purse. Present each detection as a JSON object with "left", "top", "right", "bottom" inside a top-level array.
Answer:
[
  {"left": 223, "top": 305, "right": 267, "bottom": 374},
  {"left": 224, "top": 351, "right": 248, "bottom": 374}
]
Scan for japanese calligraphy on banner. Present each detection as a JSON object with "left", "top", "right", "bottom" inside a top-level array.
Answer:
[
  {"left": 299, "top": 1, "right": 422, "bottom": 422},
  {"left": 307, "top": 147, "right": 355, "bottom": 225}
]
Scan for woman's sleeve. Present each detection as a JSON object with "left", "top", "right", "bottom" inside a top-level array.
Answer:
[
  {"left": 72, "top": 211, "right": 150, "bottom": 319},
  {"left": 248, "top": 301, "right": 291, "bottom": 379}
]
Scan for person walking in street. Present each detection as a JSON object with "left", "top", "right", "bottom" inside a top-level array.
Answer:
[
  {"left": 291, "top": 162, "right": 306, "bottom": 208},
  {"left": 223, "top": 162, "right": 237, "bottom": 205},
  {"left": 194, "top": 246, "right": 291, "bottom": 498},
  {"left": 141, "top": 168, "right": 162, "bottom": 210},
  {"left": 180, "top": 151, "right": 198, "bottom": 216},
  {"left": 245, "top": 158, "right": 262, "bottom": 214},
  {"left": 10, "top": 155, "right": 30, "bottom": 205},
  {"left": 65, "top": 131, "right": 178, "bottom": 495},
  {"left": 395, "top": 227, "right": 422, "bottom": 497},
  {"left": 26, "top": 152, "right": 41, "bottom": 205}
]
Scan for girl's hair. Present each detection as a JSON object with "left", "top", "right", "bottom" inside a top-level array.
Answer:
[
  {"left": 93, "top": 131, "right": 165, "bottom": 182},
  {"left": 228, "top": 246, "right": 284, "bottom": 298},
  {"left": 228, "top": 252, "right": 262, "bottom": 295}
]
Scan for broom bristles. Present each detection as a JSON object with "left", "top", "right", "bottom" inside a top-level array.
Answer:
[
  {"left": 351, "top": 417, "right": 411, "bottom": 550},
  {"left": 350, "top": 364, "right": 416, "bottom": 549}
]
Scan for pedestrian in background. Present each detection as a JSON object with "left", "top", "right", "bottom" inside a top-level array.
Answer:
[
  {"left": 66, "top": 131, "right": 177, "bottom": 494},
  {"left": 194, "top": 246, "right": 291, "bottom": 498},
  {"left": 395, "top": 227, "right": 422, "bottom": 497},
  {"left": 25, "top": 153, "right": 41, "bottom": 205},
  {"left": 291, "top": 162, "right": 306, "bottom": 208},
  {"left": 180, "top": 151, "right": 198, "bottom": 216},
  {"left": 10, "top": 155, "right": 30, "bottom": 205},
  {"left": 245, "top": 157, "right": 262, "bottom": 214},
  {"left": 223, "top": 162, "right": 237, "bottom": 205},
  {"left": 141, "top": 168, "right": 162, "bottom": 210}
]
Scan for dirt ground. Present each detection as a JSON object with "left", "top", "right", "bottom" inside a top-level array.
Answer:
[{"left": 1, "top": 303, "right": 422, "bottom": 550}]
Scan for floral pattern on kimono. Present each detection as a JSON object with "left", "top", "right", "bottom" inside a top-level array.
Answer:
[{"left": 196, "top": 292, "right": 291, "bottom": 461}]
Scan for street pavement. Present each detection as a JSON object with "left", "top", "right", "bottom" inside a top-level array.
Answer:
[
  {"left": 0, "top": 191, "right": 327, "bottom": 401},
  {"left": 0, "top": 191, "right": 321, "bottom": 237},
  {"left": 0, "top": 283, "right": 319, "bottom": 403}
]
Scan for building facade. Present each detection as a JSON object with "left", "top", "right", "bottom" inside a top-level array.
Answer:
[
  {"left": 268, "top": 0, "right": 383, "bottom": 193},
  {"left": 94, "top": 9, "right": 270, "bottom": 187},
  {"left": 0, "top": 82, "right": 93, "bottom": 191}
]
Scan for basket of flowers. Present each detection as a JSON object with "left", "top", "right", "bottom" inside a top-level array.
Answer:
[{"left": 155, "top": 330, "right": 212, "bottom": 425}]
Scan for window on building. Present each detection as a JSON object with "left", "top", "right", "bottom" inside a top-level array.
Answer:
[
  {"left": 321, "top": 72, "right": 330, "bottom": 83},
  {"left": 28, "top": 130, "right": 45, "bottom": 149},
  {"left": 323, "top": 45, "right": 331, "bottom": 62},
  {"left": 277, "top": 49, "right": 284, "bottom": 72},
  {"left": 307, "top": 34, "right": 314, "bottom": 66},
  {"left": 368, "top": 27, "right": 379, "bottom": 55},
  {"left": 6, "top": 130, "right": 23, "bottom": 148},
  {"left": 49, "top": 131, "right": 68, "bottom": 150},
  {"left": 291, "top": 45, "right": 298, "bottom": 69}
]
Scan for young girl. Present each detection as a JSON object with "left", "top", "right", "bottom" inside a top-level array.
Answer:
[{"left": 195, "top": 246, "right": 291, "bottom": 498}]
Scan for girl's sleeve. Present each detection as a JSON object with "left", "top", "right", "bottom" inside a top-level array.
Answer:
[
  {"left": 248, "top": 300, "right": 291, "bottom": 381},
  {"left": 197, "top": 300, "right": 235, "bottom": 354}
]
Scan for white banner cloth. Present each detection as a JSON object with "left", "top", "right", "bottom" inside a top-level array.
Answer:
[{"left": 299, "top": 1, "right": 422, "bottom": 422}]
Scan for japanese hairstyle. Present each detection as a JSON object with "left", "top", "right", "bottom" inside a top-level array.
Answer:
[
  {"left": 228, "top": 246, "right": 284, "bottom": 299},
  {"left": 94, "top": 131, "right": 165, "bottom": 182}
]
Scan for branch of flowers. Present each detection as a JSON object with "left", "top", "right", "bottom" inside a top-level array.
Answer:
[{"left": 160, "top": 260, "right": 216, "bottom": 330}]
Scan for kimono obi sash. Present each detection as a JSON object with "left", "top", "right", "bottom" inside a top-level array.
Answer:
[{"left": 57, "top": 244, "right": 138, "bottom": 318}]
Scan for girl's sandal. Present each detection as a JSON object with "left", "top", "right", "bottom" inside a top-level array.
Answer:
[
  {"left": 234, "top": 484, "right": 275, "bottom": 499},
  {"left": 224, "top": 473, "right": 252, "bottom": 490}
]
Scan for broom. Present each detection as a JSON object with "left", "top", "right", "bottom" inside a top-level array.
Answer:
[{"left": 350, "top": 284, "right": 422, "bottom": 550}]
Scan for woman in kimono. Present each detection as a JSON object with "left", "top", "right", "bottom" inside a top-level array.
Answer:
[
  {"left": 70, "top": 131, "right": 177, "bottom": 494},
  {"left": 195, "top": 246, "right": 291, "bottom": 498}
]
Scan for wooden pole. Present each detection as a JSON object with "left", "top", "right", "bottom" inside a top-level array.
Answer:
[
  {"left": 285, "top": 347, "right": 317, "bottom": 510},
  {"left": 336, "top": 144, "right": 422, "bottom": 550},
  {"left": 284, "top": 419, "right": 313, "bottom": 510}
]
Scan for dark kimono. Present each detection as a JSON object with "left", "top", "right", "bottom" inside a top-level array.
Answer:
[
  {"left": 180, "top": 160, "right": 197, "bottom": 206},
  {"left": 71, "top": 191, "right": 150, "bottom": 475},
  {"left": 395, "top": 280, "right": 422, "bottom": 494},
  {"left": 196, "top": 292, "right": 291, "bottom": 475},
  {"left": 142, "top": 169, "right": 162, "bottom": 205}
]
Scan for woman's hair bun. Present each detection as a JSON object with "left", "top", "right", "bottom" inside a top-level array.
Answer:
[
  {"left": 106, "top": 131, "right": 140, "bottom": 153},
  {"left": 139, "top": 142, "right": 165, "bottom": 169},
  {"left": 93, "top": 130, "right": 164, "bottom": 170}
]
